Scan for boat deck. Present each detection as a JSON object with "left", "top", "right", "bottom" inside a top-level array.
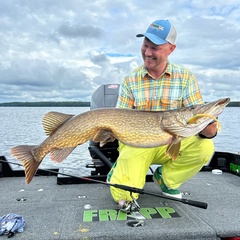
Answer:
[{"left": 1, "top": 170, "right": 240, "bottom": 239}]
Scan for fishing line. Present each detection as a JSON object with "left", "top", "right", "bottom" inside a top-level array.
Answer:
[{"left": 0, "top": 159, "right": 208, "bottom": 209}]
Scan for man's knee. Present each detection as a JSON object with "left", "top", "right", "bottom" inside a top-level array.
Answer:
[
  {"left": 197, "top": 139, "right": 215, "bottom": 164},
  {"left": 110, "top": 186, "right": 139, "bottom": 203},
  {"left": 180, "top": 137, "right": 215, "bottom": 165}
]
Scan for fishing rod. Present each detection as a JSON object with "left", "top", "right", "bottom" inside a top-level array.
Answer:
[{"left": 0, "top": 159, "right": 208, "bottom": 209}]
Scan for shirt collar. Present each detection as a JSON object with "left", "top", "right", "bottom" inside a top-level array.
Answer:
[{"left": 141, "top": 61, "right": 172, "bottom": 79}]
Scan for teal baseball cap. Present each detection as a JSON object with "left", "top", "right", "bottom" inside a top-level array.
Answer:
[{"left": 136, "top": 20, "right": 177, "bottom": 45}]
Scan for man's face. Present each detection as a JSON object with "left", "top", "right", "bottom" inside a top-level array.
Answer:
[{"left": 141, "top": 38, "right": 176, "bottom": 71}]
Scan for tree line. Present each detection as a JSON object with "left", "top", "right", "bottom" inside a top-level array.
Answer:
[{"left": 0, "top": 101, "right": 90, "bottom": 107}]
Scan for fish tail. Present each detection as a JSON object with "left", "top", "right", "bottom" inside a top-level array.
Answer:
[{"left": 10, "top": 145, "right": 41, "bottom": 184}]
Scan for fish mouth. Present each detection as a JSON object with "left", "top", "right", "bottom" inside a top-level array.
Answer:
[
  {"left": 212, "top": 98, "right": 230, "bottom": 116},
  {"left": 196, "top": 97, "right": 230, "bottom": 117}
]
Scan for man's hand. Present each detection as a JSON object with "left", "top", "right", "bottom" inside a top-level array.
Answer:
[{"left": 199, "top": 121, "right": 218, "bottom": 139}]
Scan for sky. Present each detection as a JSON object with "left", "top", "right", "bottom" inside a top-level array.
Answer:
[{"left": 0, "top": 0, "right": 239, "bottom": 103}]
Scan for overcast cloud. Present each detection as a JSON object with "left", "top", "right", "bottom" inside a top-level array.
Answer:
[{"left": 0, "top": 0, "right": 239, "bottom": 103}]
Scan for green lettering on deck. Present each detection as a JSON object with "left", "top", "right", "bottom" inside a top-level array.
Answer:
[
  {"left": 99, "top": 210, "right": 118, "bottom": 221},
  {"left": 83, "top": 210, "right": 98, "bottom": 222},
  {"left": 140, "top": 208, "right": 158, "bottom": 219},
  {"left": 155, "top": 207, "right": 177, "bottom": 218},
  {"left": 83, "top": 206, "right": 180, "bottom": 222},
  {"left": 117, "top": 210, "right": 127, "bottom": 220}
]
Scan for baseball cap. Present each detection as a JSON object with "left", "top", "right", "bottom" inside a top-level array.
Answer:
[{"left": 136, "top": 20, "right": 177, "bottom": 45}]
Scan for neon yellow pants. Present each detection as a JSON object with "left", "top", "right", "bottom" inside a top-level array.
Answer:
[{"left": 108, "top": 136, "right": 214, "bottom": 202}]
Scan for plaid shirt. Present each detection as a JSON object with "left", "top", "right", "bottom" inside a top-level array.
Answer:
[{"left": 116, "top": 61, "right": 204, "bottom": 111}]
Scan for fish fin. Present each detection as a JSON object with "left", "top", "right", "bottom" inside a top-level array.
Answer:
[
  {"left": 92, "top": 130, "right": 116, "bottom": 147},
  {"left": 42, "top": 112, "right": 74, "bottom": 136},
  {"left": 10, "top": 145, "right": 41, "bottom": 184},
  {"left": 165, "top": 138, "right": 181, "bottom": 161},
  {"left": 50, "top": 147, "right": 76, "bottom": 163}
]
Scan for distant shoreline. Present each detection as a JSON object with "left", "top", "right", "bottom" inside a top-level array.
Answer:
[
  {"left": 0, "top": 101, "right": 239, "bottom": 107},
  {"left": 0, "top": 101, "right": 90, "bottom": 107}
]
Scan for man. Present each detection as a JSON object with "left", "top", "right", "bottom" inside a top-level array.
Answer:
[{"left": 107, "top": 20, "right": 218, "bottom": 211}]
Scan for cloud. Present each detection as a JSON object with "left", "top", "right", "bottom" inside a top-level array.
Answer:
[
  {"left": 0, "top": 0, "right": 239, "bottom": 103},
  {"left": 58, "top": 22, "right": 104, "bottom": 39}
]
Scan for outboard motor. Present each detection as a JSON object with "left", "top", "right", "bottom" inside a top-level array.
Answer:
[
  {"left": 90, "top": 84, "right": 120, "bottom": 109},
  {"left": 88, "top": 84, "right": 120, "bottom": 176}
]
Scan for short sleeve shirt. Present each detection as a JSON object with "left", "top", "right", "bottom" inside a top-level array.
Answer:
[{"left": 116, "top": 61, "right": 204, "bottom": 111}]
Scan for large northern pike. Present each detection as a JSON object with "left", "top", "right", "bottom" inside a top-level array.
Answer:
[{"left": 11, "top": 98, "right": 230, "bottom": 184}]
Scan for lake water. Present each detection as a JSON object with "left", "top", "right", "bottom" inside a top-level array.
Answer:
[{"left": 0, "top": 106, "right": 239, "bottom": 173}]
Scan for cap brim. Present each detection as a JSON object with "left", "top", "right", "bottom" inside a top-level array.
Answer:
[{"left": 136, "top": 33, "right": 167, "bottom": 45}]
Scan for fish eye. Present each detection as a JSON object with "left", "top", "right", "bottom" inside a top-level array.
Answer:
[{"left": 189, "top": 105, "right": 197, "bottom": 110}]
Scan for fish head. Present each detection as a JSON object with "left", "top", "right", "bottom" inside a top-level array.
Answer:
[
  {"left": 161, "top": 98, "right": 230, "bottom": 138},
  {"left": 190, "top": 98, "right": 230, "bottom": 118}
]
